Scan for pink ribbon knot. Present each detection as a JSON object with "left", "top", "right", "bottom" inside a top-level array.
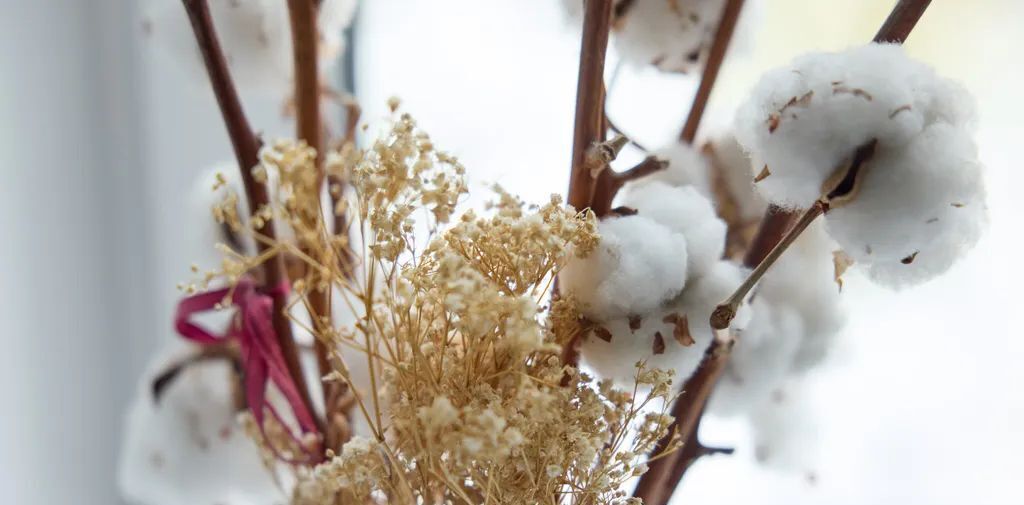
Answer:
[{"left": 174, "top": 276, "right": 321, "bottom": 463}]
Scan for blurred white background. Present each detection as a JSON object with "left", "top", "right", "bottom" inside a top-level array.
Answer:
[{"left": 1, "top": 0, "right": 1022, "bottom": 503}]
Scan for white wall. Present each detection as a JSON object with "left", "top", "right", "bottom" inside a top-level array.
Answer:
[{"left": 0, "top": 0, "right": 148, "bottom": 502}]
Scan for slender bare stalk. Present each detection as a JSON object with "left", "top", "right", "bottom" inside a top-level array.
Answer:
[
  {"left": 181, "top": 0, "right": 319, "bottom": 434},
  {"left": 679, "top": 0, "right": 746, "bottom": 144},
  {"left": 632, "top": 1, "right": 934, "bottom": 501},
  {"left": 566, "top": 0, "right": 613, "bottom": 213},
  {"left": 631, "top": 333, "right": 733, "bottom": 504},
  {"left": 594, "top": 0, "right": 746, "bottom": 215},
  {"left": 286, "top": 0, "right": 348, "bottom": 451}
]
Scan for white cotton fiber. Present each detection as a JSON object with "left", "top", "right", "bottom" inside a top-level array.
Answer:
[
  {"left": 142, "top": 0, "right": 356, "bottom": 96},
  {"left": 748, "top": 383, "right": 820, "bottom": 472},
  {"left": 707, "top": 223, "right": 846, "bottom": 420},
  {"left": 735, "top": 43, "right": 975, "bottom": 207},
  {"left": 708, "top": 298, "right": 803, "bottom": 416},
  {"left": 119, "top": 345, "right": 284, "bottom": 505},
  {"left": 706, "top": 133, "right": 767, "bottom": 223},
  {"left": 824, "top": 124, "right": 986, "bottom": 287},
  {"left": 634, "top": 141, "right": 712, "bottom": 195},
  {"left": 560, "top": 215, "right": 689, "bottom": 320},
  {"left": 618, "top": 181, "right": 726, "bottom": 281},
  {"left": 581, "top": 259, "right": 748, "bottom": 384},
  {"left": 757, "top": 222, "right": 845, "bottom": 373},
  {"left": 579, "top": 300, "right": 711, "bottom": 386},
  {"left": 613, "top": 0, "right": 727, "bottom": 73}
]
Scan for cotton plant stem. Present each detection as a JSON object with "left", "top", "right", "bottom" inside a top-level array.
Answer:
[
  {"left": 633, "top": 1, "right": 934, "bottom": 502},
  {"left": 595, "top": 0, "right": 747, "bottom": 213},
  {"left": 566, "top": 0, "right": 613, "bottom": 213},
  {"left": 631, "top": 336, "right": 733, "bottom": 504},
  {"left": 286, "top": 0, "right": 347, "bottom": 450},
  {"left": 679, "top": 0, "right": 746, "bottom": 144},
  {"left": 181, "top": 0, "right": 320, "bottom": 434},
  {"left": 712, "top": 201, "right": 824, "bottom": 328},
  {"left": 561, "top": 0, "right": 614, "bottom": 370}
]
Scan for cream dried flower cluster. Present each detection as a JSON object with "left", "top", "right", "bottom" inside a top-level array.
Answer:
[{"left": 172, "top": 112, "right": 679, "bottom": 504}]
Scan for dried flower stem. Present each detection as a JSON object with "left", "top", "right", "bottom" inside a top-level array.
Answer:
[
  {"left": 633, "top": 2, "right": 933, "bottom": 501},
  {"left": 181, "top": 0, "right": 318, "bottom": 430},
  {"left": 679, "top": 0, "right": 746, "bottom": 144}
]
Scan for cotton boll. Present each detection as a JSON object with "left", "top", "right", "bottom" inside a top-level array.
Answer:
[
  {"left": 141, "top": 0, "right": 356, "bottom": 96},
  {"left": 824, "top": 123, "right": 986, "bottom": 287},
  {"left": 613, "top": 0, "right": 726, "bottom": 73},
  {"left": 735, "top": 43, "right": 965, "bottom": 207},
  {"left": 119, "top": 345, "right": 284, "bottom": 505},
  {"left": 705, "top": 133, "right": 767, "bottom": 223},
  {"left": 634, "top": 141, "right": 712, "bottom": 195},
  {"left": 580, "top": 300, "right": 713, "bottom": 386},
  {"left": 618, "top": 182, "right": 726, "bottom": 280},
  {"left": 560, "top": 215, "right": 689, "bottom": 320},
  {"left": 317, "top": 0, "right": 358, "bottom": 64},
  {"left": 708, "top": 299, "right": 804, "bottom": 416},
  {"left": 756, "top": 222, "right": 846, "bottom": 373},
  {"left": 863, "top": 199, "right": 986, "bottom": 288},
  {"left": 680, "top": 259, "right": 750, "bottom": 328},
  {"left": 748, "top": 384, "right": 820, "bottom": 473}
]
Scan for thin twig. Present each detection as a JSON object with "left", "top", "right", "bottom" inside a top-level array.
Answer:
[
  {"left": 679, "top": 0, "right": 746, "bottom": 144},
  {"left": 181, "top": 0, "right": 319, "bottom": 435},
  {"left": 605, "top": 113, "right": 649, "bottom": 153},
  {"left": 287, "top": 0, "right": 345, "bottom": 451},
  {"left": 632, "top": 1, "right": 934, "bottom": 501},
  {"left": 589, "top": 155, "right": 669, "bottom": 213}
]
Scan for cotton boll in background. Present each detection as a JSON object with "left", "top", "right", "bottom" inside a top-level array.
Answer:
[
  {"left": 618, "top": 181, "right": 726, "bottom": 281},
  {"left": 636, "top": 141, "right": 712, "bottom": 194},
  {"left": 755, "top": 222, "right": 845, "bottom": 373},
  {"left": 118, "top": 345, "right": 285, "bottom": 505},
  {"left": 613, "top": 0, "right": 725, "bottom": 73},
  {"left": 140, "top": 0, "right": 356, "bottom": 97},
  {"left": 559, "top": 214, "right": 689, "bottom": 320},
  {"left": 748, "top": 382, "right": 821, "bottom": 474},
  {"left": 709, "top": 299, "right": 804, "bottom": 415},
  {"left": 704, "top": 132, "right": 766, "bottom": 224}
]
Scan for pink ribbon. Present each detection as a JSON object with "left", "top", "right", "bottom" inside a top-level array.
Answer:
[{"left": 174, "top": 276, "right": 321, "bottom": 463}]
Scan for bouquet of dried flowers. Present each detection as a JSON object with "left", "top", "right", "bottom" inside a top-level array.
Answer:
[{"left": 120, "top": 1, "right": 985, "bottom": 504}]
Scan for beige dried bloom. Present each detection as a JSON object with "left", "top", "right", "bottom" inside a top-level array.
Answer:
[{"left": 193, "top": 108, "right": 674, "bottom": 504}]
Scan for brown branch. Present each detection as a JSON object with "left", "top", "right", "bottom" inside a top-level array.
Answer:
[
  {"left": 181, "top": 0, "right": 319, "bottom": 437},
  {"left": 873, "top": 0, "right": 931, "bottom": 43},
  {"left": 566, "top": 0, "right": 613, "bottom": 213},
  {"left": 588, "top": 155, "right": 669, "bottom": 212},
  {"left": 679, "top": 0, "right": 746, "bottom": 144},
  {"left": 286, "top": 0, "right": 346, "bottom": 451},
  {"left": 632, "top": 336, "right": 734, "bottom": 504},
  {"left": 561, "top": 0, "right": 614, "bottom": 370},
  {"left": 616, "top": 155, "right": 668, "bottom": 185},
  {"left": 632, "top": 1, "right": 933, "bottom": 502}
]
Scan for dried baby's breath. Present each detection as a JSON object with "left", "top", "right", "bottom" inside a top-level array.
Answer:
[{"left": 194, "top": 109, "right": 675, "bottom": 504}]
